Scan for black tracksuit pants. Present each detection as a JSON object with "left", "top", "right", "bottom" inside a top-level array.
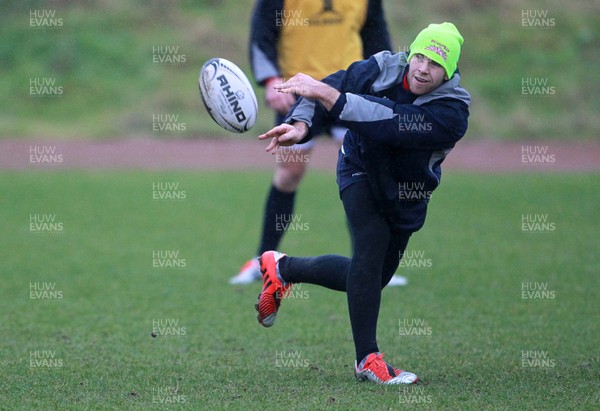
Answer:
[{"left": 278, "top": 180, "right": 411, "bottom": 363}]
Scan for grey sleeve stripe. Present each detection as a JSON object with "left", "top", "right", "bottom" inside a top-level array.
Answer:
[
  {"left": 339, "top": 93, "right": 395, "bottom": 123},
  {"left": 286, "top": 99, "right": 316, "bottom": 127},
  {"left": 251, "top": 44, "right": 279, "bottom": 84},
  {"left": 428, "top": 148, "right": 452, "bottom": 185}
]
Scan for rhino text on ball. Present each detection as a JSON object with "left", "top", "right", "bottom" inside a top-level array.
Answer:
[{"left": 217, "top": 74, "right": 247, "bottom": 123}]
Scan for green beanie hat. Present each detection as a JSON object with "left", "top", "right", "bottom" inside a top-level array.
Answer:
[{"left": 407, "top": 22, "right": 464, "bottom": 79}]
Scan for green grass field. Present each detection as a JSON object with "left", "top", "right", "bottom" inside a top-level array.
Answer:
[{"left": 0, "top": 171, "right": 598, "bottom": 410}]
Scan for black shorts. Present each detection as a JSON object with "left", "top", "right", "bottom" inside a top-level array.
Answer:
[{"left": 336, "top": 148, "right": 368, "bottom": 194}]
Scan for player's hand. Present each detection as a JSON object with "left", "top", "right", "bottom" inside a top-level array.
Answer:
[
  {"left": 258, "top": 122, "right": 308, "bottom": 153},
  {"left": 265, "top": 77, "right": 296, "bottom": 114},
  {"left": 273, "top": 73, "right": 340, "bottom": 111}
]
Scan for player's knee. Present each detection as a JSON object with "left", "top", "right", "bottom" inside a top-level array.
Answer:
[{"left": 273, "top": 162, "right": 307, "bottom": 192}]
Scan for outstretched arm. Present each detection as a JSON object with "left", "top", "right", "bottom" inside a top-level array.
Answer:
[
  {"left": 260, "top": 55, "right": 387, "bottom": 150},
  {"left": 258, "top": 73, "right": 338, "bottom": 153},
  {"left": 273, "top": 73, "right": 340, "bottom": 111}
]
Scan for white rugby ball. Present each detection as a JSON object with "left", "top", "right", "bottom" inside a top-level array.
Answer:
[{"left": 198, "top": 58, "right": 258, "bottom": 133}]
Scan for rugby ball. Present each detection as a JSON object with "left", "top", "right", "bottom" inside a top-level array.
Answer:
[{"left": 198, "top": 58, "right": 258, "bottom": 133}]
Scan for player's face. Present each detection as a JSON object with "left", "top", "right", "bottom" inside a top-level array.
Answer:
[{"left": 407, "top": 54, "right": 448, "bottom": 95}]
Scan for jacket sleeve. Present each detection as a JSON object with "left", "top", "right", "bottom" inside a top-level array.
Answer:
[
  {"left": 284, "top": 56, "right": 384, "bottom": 142},
  {"left": 249, "top": 0, "right": 284, "bottom": 85},
  {"left": 328, "top": 93, "right": 469, "bottom": 150},
  {"left": 360, "top": 0, "right": 393, "bottom": 57}
]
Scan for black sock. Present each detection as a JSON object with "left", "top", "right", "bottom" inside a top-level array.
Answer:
[
  {"left": 257, "top": 185, "right": 296, "bottom": 255},
  {"left": 279, "top": 255, "right": 350, "bottom": 291}
]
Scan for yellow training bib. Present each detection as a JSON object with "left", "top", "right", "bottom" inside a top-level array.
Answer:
[{"left": 278, "top": 0, "right": 368, "bottom": 80}]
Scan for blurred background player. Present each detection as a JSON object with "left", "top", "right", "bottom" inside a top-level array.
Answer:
[{"left": 231, "top": 0, "right": 407, "bottom": 287}]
